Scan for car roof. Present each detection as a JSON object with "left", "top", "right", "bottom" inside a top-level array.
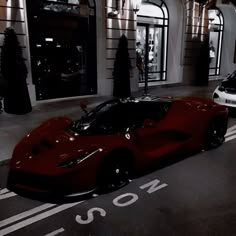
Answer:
[{"left": 104, "top": 96, "right": 173, "bottom": 105}]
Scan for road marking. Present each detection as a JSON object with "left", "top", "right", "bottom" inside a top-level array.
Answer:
[
  {"left": 0, "top": 203, "right": 56, "bottom": 228},
  {"left": 0, "top": 189, "right": 9, "bottom": 195},
  {"left": 0, "top": 192, "right": 17, "bottom": 200},
  {"left": 227, "top": 124, "right": 236, "bottom": 132},
  {"left": 44, "top": 228, "right": 65, "bottom": 236},
  {"left": 139, "top": 179, "right": 168, "bottom": 194},
  {"left": 0, "top": 201, "right": 83, "bottom": 236},
  {"left": 225, "top": 134, "right": 236, "bottom": 143},
  {"left": 225, "top": 129, "right": 236, "bottom": 137},
  {"left": 224, "top": 124, "right": 236, "bottom": 142},
  {"left": 76, "top": 208, "right": 106, "bottom": 225}
]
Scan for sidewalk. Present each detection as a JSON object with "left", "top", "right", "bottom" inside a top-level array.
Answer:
[{"left": 0, "top": 80, "right": 222, "bottom": 164}]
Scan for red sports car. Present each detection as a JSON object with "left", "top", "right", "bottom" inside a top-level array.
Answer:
[{"left": 7, "top": 96, "right": 228, "bottom": 197}]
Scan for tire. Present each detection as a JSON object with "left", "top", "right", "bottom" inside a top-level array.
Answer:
[
  {"left": 97, "top": 152, "right": 133, "bottom": 193},
  {"left": 205, "top": 118, "right": 226, "bottom": 150}
]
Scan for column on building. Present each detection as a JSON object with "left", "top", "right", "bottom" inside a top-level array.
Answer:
[
  {"left": 0, "top": 0, "right": 30, "bottom": 78},
  {"left": 182, "top": 0, "right": 212, "bottom": 85}
]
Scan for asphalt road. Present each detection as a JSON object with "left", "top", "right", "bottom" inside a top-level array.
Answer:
[{"left": 0, "top": 117, "right": 236, "bottom": 236}]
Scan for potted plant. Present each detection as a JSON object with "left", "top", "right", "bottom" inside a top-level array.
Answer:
[
  {"left": 0, "top": 27, "right": 32, "bottom": 114},
  {"left": 113, "top": 34, "right": 132, "bottom": 99}
]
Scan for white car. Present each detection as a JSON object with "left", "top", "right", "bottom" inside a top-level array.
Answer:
[{"left": 213, "top": 70, "right": 236, "bottom": 108}]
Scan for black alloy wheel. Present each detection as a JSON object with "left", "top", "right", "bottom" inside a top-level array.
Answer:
[
  {"left": 98, "top": 154, "right": 132, "bottom": 193},
  {"left": 206, "top": 119, "right": 226, "bottom": 149}
]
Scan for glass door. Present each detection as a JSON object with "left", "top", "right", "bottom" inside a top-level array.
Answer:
[
  {"left": 136, "top": 25, "right": 146, "bottom": 82},
  {"left": 136, "top": 23, "right": 163, "bottom": 83},
  {"left": 208, "top": 9, "right": 223, "bottom": 76},
  {"left": 148, "top": 26, "right": 163, "bottom": 81},
  {"left": 209, "top": 31, "right": 219, "bottom": 75}
]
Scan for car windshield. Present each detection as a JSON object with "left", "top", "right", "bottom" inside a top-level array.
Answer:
[
  {"left": 228, "top": 70, "right": 236, "bottom": 80},
  {"left": 67, "top": 100, "right": 120, "bottom": 135},
  {"left": 67, "top": 100, "right": 172, "bottom": 136}
]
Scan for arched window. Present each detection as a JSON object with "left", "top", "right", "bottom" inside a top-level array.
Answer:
[
  {"left": 136, "top": 1, "right": 168, "bottom": 84},
  {"left": 208, "top": 8, "right": 224, "bottom": 76}
]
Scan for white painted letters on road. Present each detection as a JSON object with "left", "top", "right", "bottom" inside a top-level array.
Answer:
[
  {"left": 113, "top": 193, "right": 138, "bottom": 207},
  {"left": 0, "top": 178, "right": 168, "bottom": 233},
  {"left": 0, "top": 202, "right": 83, "bottom": 236},
  {"left": 75, "top": 208, "right": 106, "bottom": 225},
  {"left": 139, "top": 179, "right": 168, "bottom": 194}
]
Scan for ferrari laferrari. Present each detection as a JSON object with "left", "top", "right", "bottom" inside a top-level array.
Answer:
[{"left": 7, "top": 96, "right": 228, "bottom": 197}]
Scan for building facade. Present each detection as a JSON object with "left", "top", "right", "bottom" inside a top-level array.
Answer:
[{"left": 0, "top": 0, "right": 236, "bottom": 105}]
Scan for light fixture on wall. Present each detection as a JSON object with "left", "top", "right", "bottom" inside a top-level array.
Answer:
[
  {"left": 107, "top": 0, "right": 142, "bottom": 17},
  {"left": 132, "top": 0, "right": 142, "bottom": 13},
  {"left": 107, "top": 0, "right": 120, "bottom": 18}
]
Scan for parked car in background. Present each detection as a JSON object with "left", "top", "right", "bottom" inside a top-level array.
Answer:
[
  {"left": 213, "top": 70, "right": 236, "bottom": 108},
  {"left": 7, "top": 96, "right": 228, "bottom": 198}
]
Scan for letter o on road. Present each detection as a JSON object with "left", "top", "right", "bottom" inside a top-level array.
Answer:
[{"left": 113, "top": 193, "right": 139, "bottom": 207}]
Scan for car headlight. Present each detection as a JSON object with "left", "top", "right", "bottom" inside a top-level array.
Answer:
[
  {"left": 58, "top": 148, "right": 103, "bottom": 168},
  {"left": 218, "top": 85, "right": 225, "bottom": 92}
]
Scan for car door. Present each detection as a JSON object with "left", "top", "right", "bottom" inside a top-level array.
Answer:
[{"left": 134, "top": 101, "right": 190, "bottom": 160}]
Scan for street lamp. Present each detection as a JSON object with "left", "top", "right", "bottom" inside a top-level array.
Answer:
[
  {"left": 132, "top": 0, "right": 142, "bottom": 13},
  {"left": 107, "top": 0, "right": 142, "bottom": 17},
  {"left": 107, "top": 0, "right": 122, "bottom": 18}
]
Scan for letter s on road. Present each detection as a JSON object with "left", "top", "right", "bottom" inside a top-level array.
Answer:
[{"left": 76, "top": 207, "right": 106, "bottom": 225}]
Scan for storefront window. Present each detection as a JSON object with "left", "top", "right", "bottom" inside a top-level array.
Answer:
[
  {"left": 26, "top": 0, "right": 97, "bottom": 100},
  {"left": 136, "top": 1, "right": 168, "bottom": 83},
  {"left": 40, "top": 0, "right": 87, "bottom": 14},
  {"left": 208, "top": 8, "right": 223, "bottom": 76}
]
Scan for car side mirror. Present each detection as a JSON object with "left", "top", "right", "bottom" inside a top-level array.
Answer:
[
  {"left": 143, "top": 119, "right": 155, "bottom": 128},
  {"left": 80, "top": 102, "right": 88, "bottom": 114}
]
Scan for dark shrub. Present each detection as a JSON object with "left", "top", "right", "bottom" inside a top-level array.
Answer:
[
  {"left": 113, "top": 34, "right": 131, "bottom": 99},
  {"left": 1, "top": 27, "right": 32, "bottom": 114}
]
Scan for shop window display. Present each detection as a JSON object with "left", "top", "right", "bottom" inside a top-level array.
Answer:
[
  {"left": 136, "top": 2, "right": 168, "bottom": 83},
  {"left": 41, "top": 0, "right": 81, "bottom": 15},
  {"left": 136, "top": 24, "right": 164, "bottom": 82},
  {"left": 208, "top": 8, "right": 223, "bottom": 76},
  {"left": 35, "top": 42, "right": 87, "bottom": 99},
  {"left": 26, "top": 0, "right": 96, "bottom": 100}
]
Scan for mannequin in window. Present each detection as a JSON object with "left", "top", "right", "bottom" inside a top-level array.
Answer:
[
  {"left": 136, "top": 42, "right": 144, "bottom": 81},
  {"left": 209, "top": 40, "right": 215, "bottom": 64}
]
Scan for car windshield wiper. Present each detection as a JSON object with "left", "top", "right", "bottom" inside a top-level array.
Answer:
[{"left": 67, "top": 119, "right": 92, "bottom": 134}]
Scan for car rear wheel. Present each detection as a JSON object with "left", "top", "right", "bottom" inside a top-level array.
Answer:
[
  {"left": 98, "top": 153, "right": 133, "bottom": 193},
  {"left": 205, "top": 118, "right": 226, "bottom": 149}
]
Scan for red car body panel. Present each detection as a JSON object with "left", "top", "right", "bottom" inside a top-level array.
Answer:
[{"left": 7, "top": 96, "right": 228, "bottom": 196}]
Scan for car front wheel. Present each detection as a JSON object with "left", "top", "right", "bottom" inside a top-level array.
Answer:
[
  {"left": 98, "top": 154, "right": 133, "bottom": 193},
  {"left": 205, "top": 118, "right": 226, "bottom": 149}
]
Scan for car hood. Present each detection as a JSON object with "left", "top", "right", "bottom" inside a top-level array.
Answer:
[
  {"left": 221, "top": 78, "right": 236, "bottom": 88},
  {"left": 176, "top": 96, "right": 215, "bottom": 106},
  {"left": 9, "top": 117, "right": 106, "bottom": 174},
  {"left": 173, "top": 96, "right": 219, "bottom": 112}
]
